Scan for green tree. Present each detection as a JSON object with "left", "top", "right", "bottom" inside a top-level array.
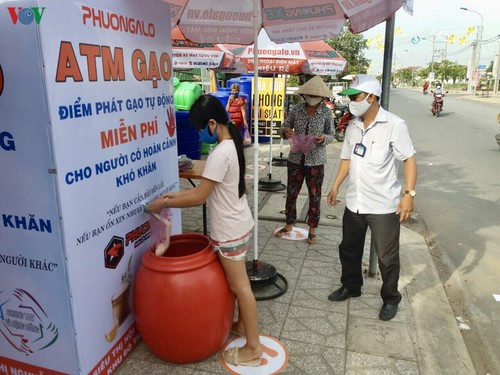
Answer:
[
  {"left": 325, "top": 23, "right": 371, "bottom": 75},
  {"left": 486, "top": 60, "right": 493, "bottom": 73},
  {"left": 393, "top": 68, "right": 414, "bottom": 85},
  {"left": 448, "top": 63, "right": 467, "bottom": 84},
  {"left": 415, "top": 61, "right": 466, "bottom": 84},
  {"left": 426, "top": 60, "right": 467, "bottom": 84},
  {"left": 435, "top": 60, "right": 454, "bottom": 82},
  {"left": 417, "top": 66, "right": 431, "bottom": 81}
]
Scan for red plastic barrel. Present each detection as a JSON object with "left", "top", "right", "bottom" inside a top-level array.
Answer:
[{"left": 134, "top": 234, "right": 234, "bottom": 363}]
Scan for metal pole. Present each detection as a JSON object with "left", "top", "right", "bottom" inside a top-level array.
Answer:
[
  {"left": 431, "top": 34, "right": 435, "bottom": 82},
  {"left": 268, "top": 74, "right": 275, "bottom": 177},
  {"left": 369, "top": 15, "right": 395, "bottom": 276},
  {"left": 252, "top": 0, "right": 259, "bottom": 259},
  {"left": 368, "top": 240, "right": 378, "bottom": 277},
  {"left": 404, "top": 49, "right": 415, "bottom": 86},
  {"left": 381, "top": 15, "right": 395, "bottom": 110}
]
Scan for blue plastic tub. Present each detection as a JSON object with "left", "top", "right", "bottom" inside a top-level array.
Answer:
[{"left": 175, "top": 111, "right": 201, "bottom": 160}]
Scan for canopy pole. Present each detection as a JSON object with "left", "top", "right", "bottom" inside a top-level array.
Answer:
[
  {"left": 252, "top": 0, "right": 259, "bottom": 260},
  {"left": 246, "top": 1, "right": 283, "bottom": 296},
  {"left": 268, "top": 73, "right": 275, "bottom": 176},
  {"left": 259, "top": 73, "right": 286, "bottom": 191},
  {"left": 272, "top": 74, "right": 288, "bottom": 166},
  {"left": 369, "top": 14, "right": 396, "bottom": 277},
  {"left": 381, "top": 15, "right": 395, "bottom": 110}
]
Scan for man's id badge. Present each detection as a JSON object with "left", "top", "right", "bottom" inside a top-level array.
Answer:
[{"left": 354, "top": 143, "right": 366, "bottom": 157}]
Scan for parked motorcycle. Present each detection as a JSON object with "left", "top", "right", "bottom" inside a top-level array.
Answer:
[
  {"left": 330, "top": 101, "right": 352, "bottom": 142},
  {"left": 334, "top": 107, "right": 352, "bottom": 142},
  {"left": 324, "top": 99, "right": 352, "bottom": 142},
  {"left": 430, "top": 90, "right": 449, "bottom": 117}
]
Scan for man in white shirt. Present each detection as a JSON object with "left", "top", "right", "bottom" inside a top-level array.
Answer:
[{"left": 326, "top": 75, "right": 417, "bottom": 321}]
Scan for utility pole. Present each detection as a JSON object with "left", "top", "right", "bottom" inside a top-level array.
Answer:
[
  {"left": 476, "top": 24, "right": 483, "bottom": 95},
  {"left": 494, "top": 41, "right": 500, "bottom": 95},
  {"left": 430, "top": 34, "right": 436, "bottom": 81},
  {"left": 404, "top": 49, "right": 415, "bottom": 86},
  {"left": 468, "top": 39, "right": 478, "bottom": 94},
  {"left": 461, "top": 7, "right": 484, "bottom": 95}
]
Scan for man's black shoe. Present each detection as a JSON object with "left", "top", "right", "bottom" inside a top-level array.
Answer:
[
  {"left": 328, "top": 286, "right": 361, "bottom": 302},
  {"left": 379, "top": 303, "right": 398, "bottom": 321}
]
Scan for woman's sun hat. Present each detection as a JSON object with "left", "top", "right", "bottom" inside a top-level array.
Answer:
[{"left": 295, "top": 75, "right": 332, "bottom": 98}]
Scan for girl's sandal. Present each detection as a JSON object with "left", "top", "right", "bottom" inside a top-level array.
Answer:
[
  {"left": 222, "top": 347, "right": 261, "bottom": 367},
  {"left": 307, "top": 233, "right": 317, "bottom": 245}
]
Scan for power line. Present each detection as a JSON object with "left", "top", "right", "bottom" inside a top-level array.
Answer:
[
  {"left": 447, "top": 44, "right": 473, "bottom": 56},
  {"left": 440, "top": 35, "right": 499, "bottom": 57}
]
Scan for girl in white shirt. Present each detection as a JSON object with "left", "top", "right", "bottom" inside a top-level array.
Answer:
[{"left": 146, "top": 95, "right": 262, "bottom": 367}]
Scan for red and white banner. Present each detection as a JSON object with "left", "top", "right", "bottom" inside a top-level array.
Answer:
[
  {"left": 167, "top": 0, "right": 404, "bottom": 44},
  {"left": 225, "top": 30, "right": 347, "bottom": 75},
  {"left": 171, "top": 26, "right": 235, "bottom": 70}
]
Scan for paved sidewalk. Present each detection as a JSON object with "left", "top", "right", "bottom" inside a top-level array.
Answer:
[
  {"left": 117, "top": 141, "right": 475, "bottom": 374},
  {"left": 459, "top": 93, "right": 500, "bottom": 105}
]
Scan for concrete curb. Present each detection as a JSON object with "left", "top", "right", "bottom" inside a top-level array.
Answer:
[{"left": 400, "top": 226, "right": 476, "bottom": 374}]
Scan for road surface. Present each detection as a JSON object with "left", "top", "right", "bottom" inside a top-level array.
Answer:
[{"left": 389, "top": 88, "right": 500, "bottom": 375}]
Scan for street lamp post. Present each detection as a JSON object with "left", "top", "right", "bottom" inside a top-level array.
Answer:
[
  {"left": 460, "top": 7, "right": 483, "bottom": 95},
  {"left": 417, "top": 34, "right": 436, "bottom": 81},
  {"left": 404, "top": 49, "right": 415, "bottom": 86}
]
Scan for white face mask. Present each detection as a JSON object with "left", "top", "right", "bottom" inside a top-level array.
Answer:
[
  {"left": 304, "top": 95, "right": 323, "bottom": 106},
  {"left": 349, "top": 95, "right": 372, "bottom": 117}
]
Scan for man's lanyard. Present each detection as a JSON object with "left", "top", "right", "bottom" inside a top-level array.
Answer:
[{"left": 354, "top": 126, "right": 371, "bottom": 158}]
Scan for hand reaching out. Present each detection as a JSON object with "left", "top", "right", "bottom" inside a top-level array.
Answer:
[
  {"left": 313, "top": 135, "right": 325, "bottom": 144},
  {"left": 282, "top": 128, "right": 294, "bottom": 139}
]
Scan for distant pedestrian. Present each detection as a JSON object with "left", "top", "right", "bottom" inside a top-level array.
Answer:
[
  {"left": 226, "top": 83, "right": 249, "bottom": 136},
  {"left": 276, "top": 75, "right": 334, "bottom": 244},
  {"left": 326, "top": 75, "right": 417, "bottom": 321}
]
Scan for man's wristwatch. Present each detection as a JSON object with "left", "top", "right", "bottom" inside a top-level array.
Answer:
[{"left": 404, "top": 190, "right": 416, "bottom": 197}]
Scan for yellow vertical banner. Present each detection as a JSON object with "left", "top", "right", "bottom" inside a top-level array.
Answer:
[{"left": 252, "top": 76, "right": 285, "bottom": 137}]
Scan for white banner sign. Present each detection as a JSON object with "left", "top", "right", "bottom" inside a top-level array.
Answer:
[{"left": 1, "top": 1, "right": 180, "bottom": 373}]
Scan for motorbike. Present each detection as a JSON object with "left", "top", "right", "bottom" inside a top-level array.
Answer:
[
  {"left": 328, "top": 100, "right": 352, "bottom": 142},
  {"left": 430, "top": 90, "right": 449, "bottom": 117},
  {"left": 334, "top": 107, "right": 353, "bottom": 142},
  {"left": 423, "top": 82, "right": 429, "bottom": 95}
]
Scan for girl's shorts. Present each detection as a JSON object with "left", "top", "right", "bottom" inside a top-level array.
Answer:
[{"left": 211, "top": 231, "right": 251, "bottom": 261}]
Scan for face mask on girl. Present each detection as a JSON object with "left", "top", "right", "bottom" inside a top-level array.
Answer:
[
  {"left": 199, "top": 124, "right": 218, "bottom": 144},
  {"left": 304, "top": 95, "right": 323, "bottom": 106},
  {"left": 349, "top": 94, "right": 372, "bottom": 117}
]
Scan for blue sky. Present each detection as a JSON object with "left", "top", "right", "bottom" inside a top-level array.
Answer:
[{"left": 361, "top": 0, "right": 500, "bottom": 74}]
